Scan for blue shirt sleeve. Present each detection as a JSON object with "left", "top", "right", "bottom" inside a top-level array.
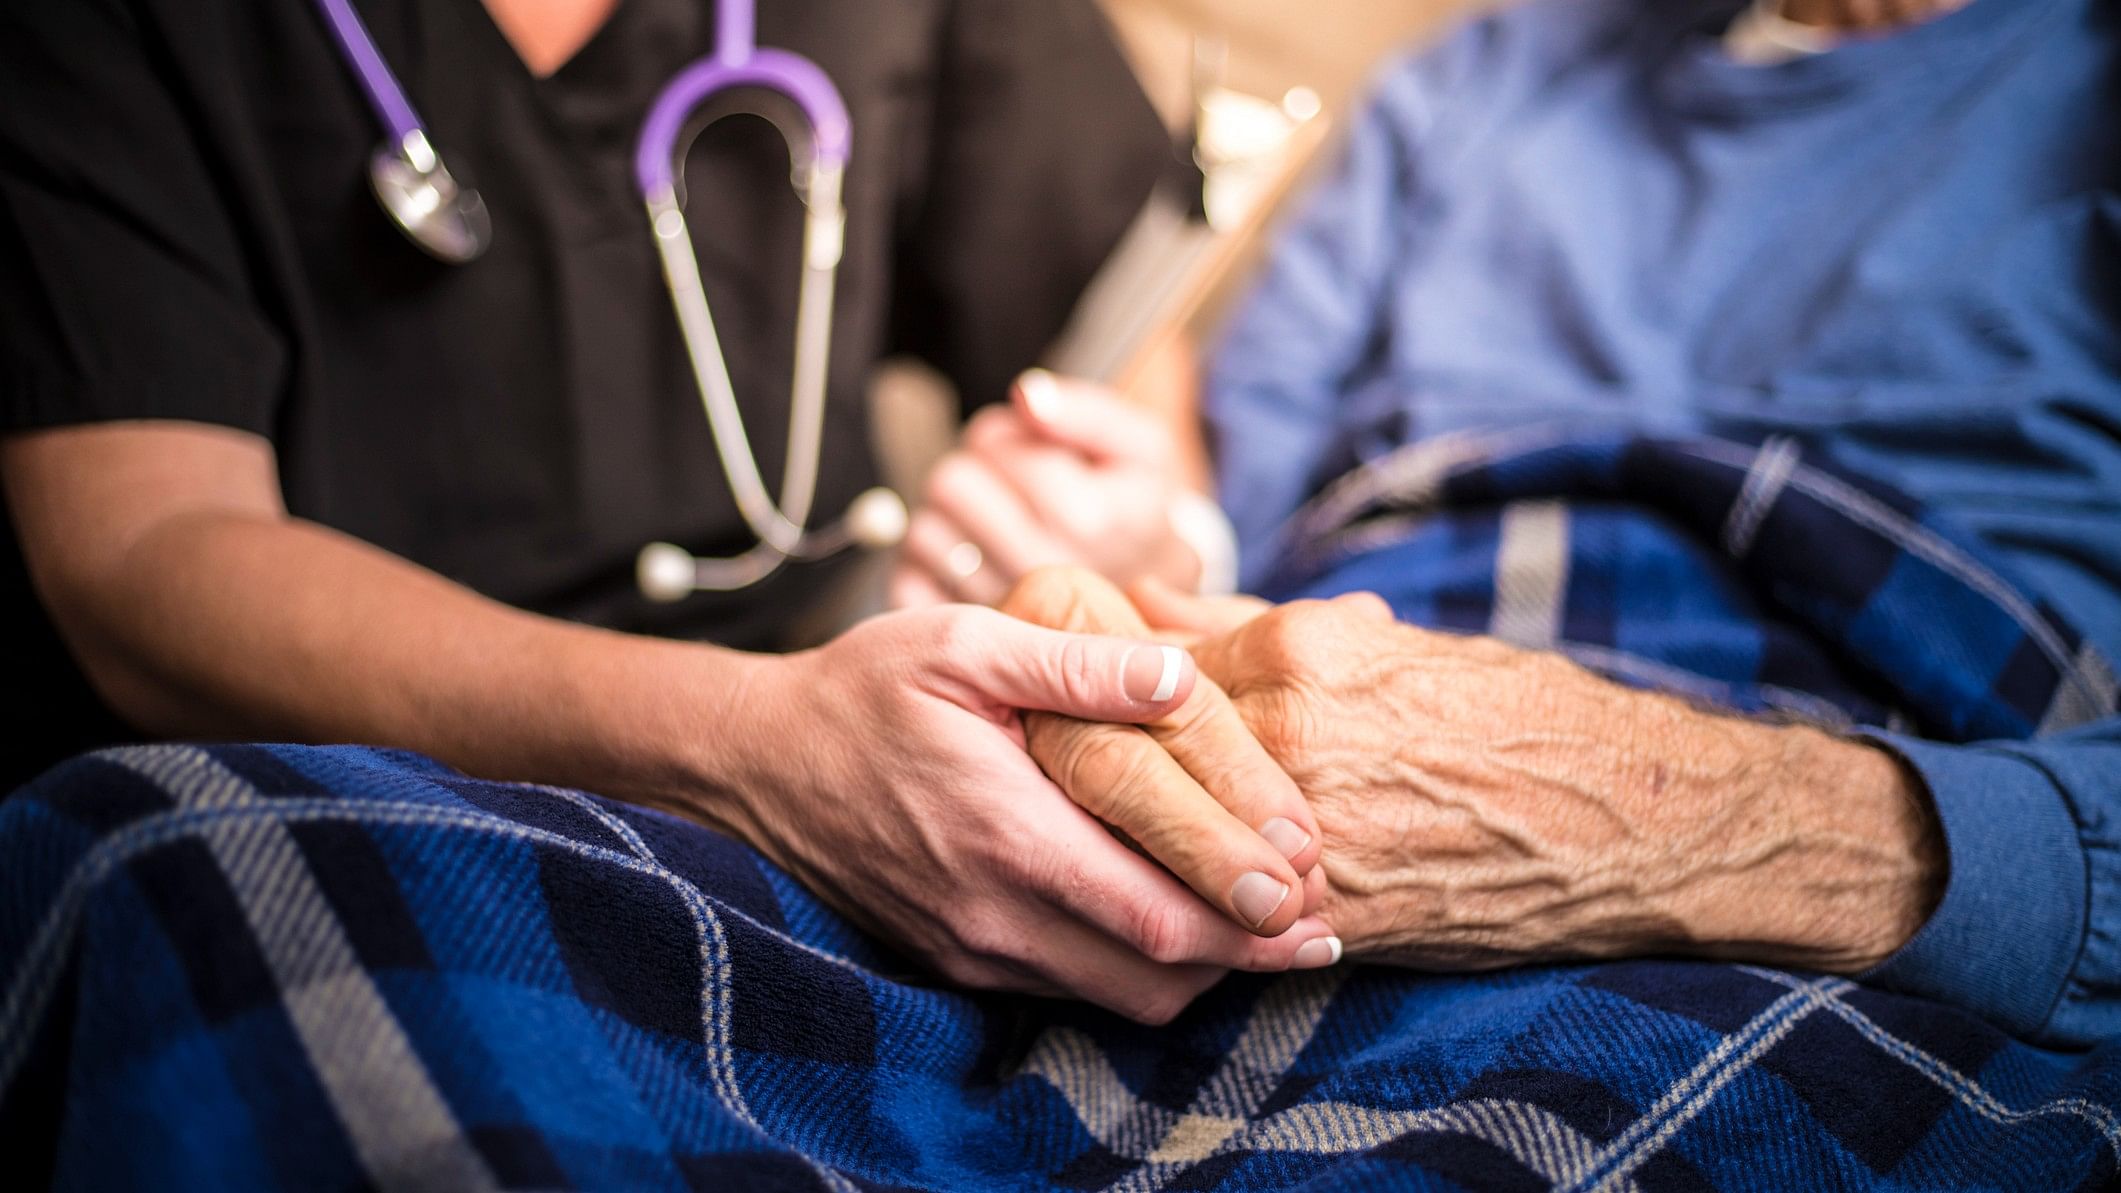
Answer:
[{"left": 1864, "top": 718, "right": 2121, "bottom": 1049}]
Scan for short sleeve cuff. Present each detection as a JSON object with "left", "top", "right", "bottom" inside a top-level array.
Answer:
[{"left": 1859, "top": 732, "right": 2088, "bottom": 1038}]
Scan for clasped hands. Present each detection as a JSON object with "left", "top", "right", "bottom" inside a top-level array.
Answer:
[
  {"left": 998, "top": 565, "right": 1947, "bottom": 991},
  {"left": 718, "top": 354, "right": 1942, "bottom": 1024},
  {"left": 711, "top": 562, "right": 1940, "bottom": 1027}
]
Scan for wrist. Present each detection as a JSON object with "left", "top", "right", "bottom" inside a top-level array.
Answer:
[
  {"left": 584, "top": 636, "right": 789, "bottom": 844},
  {"left": 1668, "top": 717, "right": 1945, "bottom": 970},
  {"left": 1781, "top": 726, "right": 1946, "bottom": 969}
]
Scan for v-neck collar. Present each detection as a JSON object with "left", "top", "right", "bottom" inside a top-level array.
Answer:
[
  {"left": 464, "top": 0, "right": 633, "bottom": 86},
  {"left": 457, "top": 0, "right": 713, "bottom": 151}
]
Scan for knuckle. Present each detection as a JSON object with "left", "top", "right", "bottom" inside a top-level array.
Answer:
[
  {"left": 1338, "top": 591, "right": 1395, "bottom": 622},
  {"left": 1262, "top": 600, "right": 1379, "bottom": 673},
  {"left": 948, "top": 911, "right": 1020, "bottom": 965},
  {"left": 928, "top": 604, "right": 1003, "bottom": 670},
  {"left": 1035, "top": 725, "right": 1094, "bottom": 791},
  {"left": 1253, "top": 605, "right": 1320, "bottom": 669},
  {"left": 906, "top": 509, "right": 952, "bottom": 559},
  {"left": 1048, "top": 730, "right": 1162, "bottom": 825},
  {"left": 1054, "top": 634, "right": 1105, "bottom": 710},
  {"left": 966, "top": 406, "right": 1015, "bottom": 444},
  {"left": 1127, "top": 896, "right": 1202, "bottom": 965},
  {"left": 1022, "top": 838, "right": 1089, "bottom": 905}
]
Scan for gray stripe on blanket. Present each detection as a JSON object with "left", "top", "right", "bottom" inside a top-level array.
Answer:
[
  {"left": 1492, "top": 500, "right": 1571, "bottom": 649},
  {"left": 2041, "top": 641, "right": 2121, "bottom": 735},
  {"left": 112, "top": 747, "right": 497, "bottom": 1193}
]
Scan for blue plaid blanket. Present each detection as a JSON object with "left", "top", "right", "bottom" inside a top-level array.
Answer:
[
  {"left": 3, "top": 431, "right": 2118, "bottom": 1190},
  {"left": 1265, "top": 428, "right": 2116, "bottom": 742}
]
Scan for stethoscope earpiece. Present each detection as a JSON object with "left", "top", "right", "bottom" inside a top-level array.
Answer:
[
  {"left": 842, "top": 487, "right": 910, "bottom": 550},
  {"left": 634, "top": 487, "right": 907, "bottom": 602},
  {"left": 637, "top": 542, "right": 704, "bottom": 604}
]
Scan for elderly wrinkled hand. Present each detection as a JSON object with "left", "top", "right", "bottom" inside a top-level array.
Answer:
[
  {"left": 1010, "top": 567, "right": 1949, "bottom": 975},
  {"left": 996, "top": 569, "right": 1338, "bottom": 958}
]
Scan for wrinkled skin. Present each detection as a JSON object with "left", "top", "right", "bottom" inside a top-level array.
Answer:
[
  {"left": 997, "top": 573, "right": 1333, "bottom": 939},
  {"left": 1003, "top": 568, "right": 1947, "bottom": 975}
]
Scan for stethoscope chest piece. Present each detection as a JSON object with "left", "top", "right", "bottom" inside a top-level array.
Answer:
[{"left": 369, "top": 132, "right": 492, "bottom": 265}]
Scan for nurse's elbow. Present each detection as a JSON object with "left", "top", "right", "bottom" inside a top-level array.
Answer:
[{"left": 3, "top": 421, "right": 286, "bottom": 736}]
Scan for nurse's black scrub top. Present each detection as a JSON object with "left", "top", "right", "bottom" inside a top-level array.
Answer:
[{"left": 0, "top": 0, "right": 1169, "bottom": 785}]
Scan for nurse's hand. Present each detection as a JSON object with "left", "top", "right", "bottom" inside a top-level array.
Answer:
[
  {"left": 699, "top": 603, "right": 1339, "bottom": 1023},
  {"left": 997, "top": 569, "right": 1334, "bottom": 938},
  {"left": 890, "top": 372, "right": 1202, "bottom": 608}
]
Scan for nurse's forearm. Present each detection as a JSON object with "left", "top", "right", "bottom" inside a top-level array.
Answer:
[
  {"left": 103, "top": 513, "right": 752, "bottom": 796},
  {"left": 3, "top": 422, "right": 754, "bottom": 809}
]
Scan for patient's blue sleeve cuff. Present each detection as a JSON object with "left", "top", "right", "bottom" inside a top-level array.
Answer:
[{"left": 1859, "top": 732, "right": 2089, "bottom": 1044}]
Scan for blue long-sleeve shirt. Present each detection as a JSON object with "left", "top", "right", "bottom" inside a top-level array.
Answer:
[{"left": 1207, "top": 0, "right": 2121, "bottom": 1047}]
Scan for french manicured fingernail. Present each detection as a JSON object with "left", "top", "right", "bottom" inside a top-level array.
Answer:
[
  {"left": 1293, "top": 936, "right": 1343, "bottom": 969},
  {"left": 1259, "top": 817, "right": 1310, "bottom": 860},
  {"left": 1122, "top": 644, "right": 1190, "bottom": 703},
  {"left": 1232, "top": 872, "right": 1289, "bottom": 928},
  {"left": 1017, "top": 368, "right": 1060, "bottom": 422}
]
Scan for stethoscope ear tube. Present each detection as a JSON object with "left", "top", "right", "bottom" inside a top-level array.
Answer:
[
  {"left": 641, "top": 155, "right": 904, "bottom": 597},
  {"left": 644, "top": 158, "right": 845, "bottom": 559},
  {"left": 631, "top": 49, "right": 904, "bottom": 601},
  {"left": 311, "top": 0, "right": 897, "bottom": 599}
]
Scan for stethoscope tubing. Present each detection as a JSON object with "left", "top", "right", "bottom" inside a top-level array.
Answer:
[
  {"left": 643, "top": 159, "right": 844, "bottom": 560},
  {"left": 308, "top": 0, "right": 898, "bottom": 594},
  {"left": 310, "top": 0, "right": 424, "bottom": 147}
]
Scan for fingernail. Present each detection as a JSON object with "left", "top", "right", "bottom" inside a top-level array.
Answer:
[
  {"left": 1231, "top": 872, "right": 1289, "bottom": 928},
  {"left": 1258, "top": 817, "right": 1310, "bottom": 860},
  {"left": 1017, "top": 368, "right": 1060, "bottom": 422},
  {"left": 1292, "top": 936, "right": 1343, "bottom": 969},
  {"left": 1122, "top": 644, "right": 1189, "bottom": 703}
]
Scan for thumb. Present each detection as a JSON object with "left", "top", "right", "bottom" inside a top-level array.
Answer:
[
  {"left": 1013, "top": 370, "right": 1169, "bottom": 465},
  {"left": 944, "top": 608, "right": 1197, "bottom": 723}
]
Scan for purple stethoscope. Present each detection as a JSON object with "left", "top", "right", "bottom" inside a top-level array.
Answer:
[{"left": 312, "top": 0, "right": 909, "bottom": 598}]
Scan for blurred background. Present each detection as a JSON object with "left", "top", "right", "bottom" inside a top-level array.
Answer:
[
  {"left": 869, "top": 0, "right": 1484, "bottom": 501},
  {"left": 1102, "top": 0, "right": 1480, "bottom": 126}
]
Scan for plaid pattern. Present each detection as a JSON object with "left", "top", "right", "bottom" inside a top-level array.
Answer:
[
  {"left": 3, "top": 430, "right": 2117, "bottom": 1190},
  {"left": 3, "top": 745, "right": 2118, "bottom": 1190},
  {"left": 1266, "top": 429, "right": 2119, "bottom": 739}
]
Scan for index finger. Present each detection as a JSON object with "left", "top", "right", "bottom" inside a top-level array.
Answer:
[
  {"left": 1003, "top": 568, "right": 1325, "bottom": 919},
  {"left": 1026, "top": 707, "right": 1309, "bottom": 935},
  {"left": 1141, "top": 671, "right": 1322, "bottom": 876}
]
